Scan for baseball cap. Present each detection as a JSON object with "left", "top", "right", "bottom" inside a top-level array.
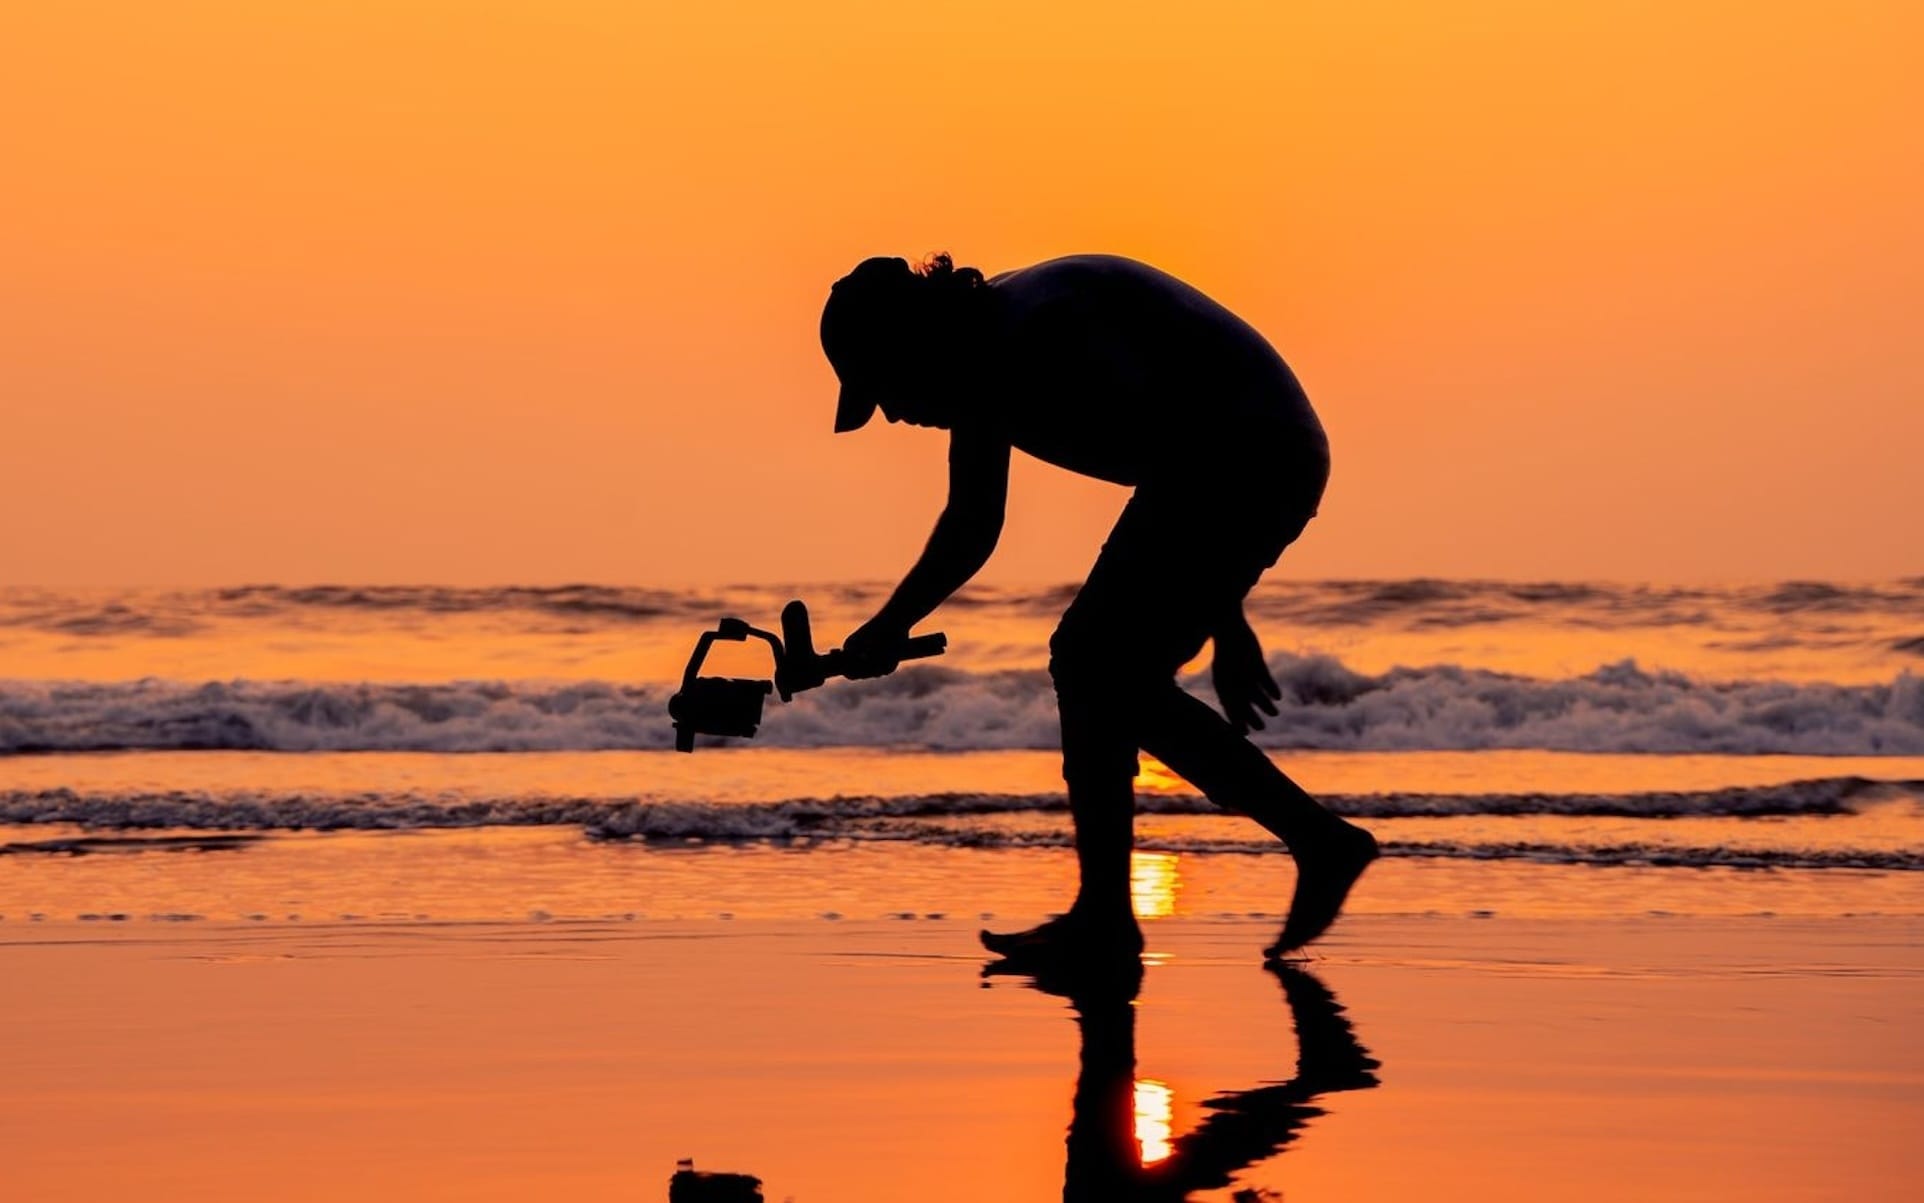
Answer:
[{"left": 820, "top": 256, "right": 916, "bottom": 433}]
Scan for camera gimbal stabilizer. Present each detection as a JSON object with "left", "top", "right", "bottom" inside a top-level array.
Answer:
[{"left": 668, "top": 599, "right": 946, "bottom": 752}]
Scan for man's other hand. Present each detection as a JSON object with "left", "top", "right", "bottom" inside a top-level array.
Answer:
[
  {"left": 1212, "top": 615, "right": 1282, "bottom": 734},
  {"left": 841, "top": 617, "right": 910, "bottom": 679}
]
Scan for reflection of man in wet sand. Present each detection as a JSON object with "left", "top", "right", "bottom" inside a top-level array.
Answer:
[
  {"left": 1058, "top": 963, "right": 1380, "bottom": 1201},
  {"left": 822, "top": 253, "right": 1377, "bottom": 965}
]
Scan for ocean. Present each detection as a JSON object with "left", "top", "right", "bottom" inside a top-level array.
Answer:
[{"left": 4, "top": 579, "right": 1922, "bottom": 924}]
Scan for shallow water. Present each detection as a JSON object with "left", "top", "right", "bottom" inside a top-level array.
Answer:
[{"left": 4, "top": 827, "right": 1921, "bottom": 925}]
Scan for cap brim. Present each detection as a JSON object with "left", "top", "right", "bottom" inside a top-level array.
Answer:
[{"left": 834, "top": 385, "right": 879, "bottom": 433}]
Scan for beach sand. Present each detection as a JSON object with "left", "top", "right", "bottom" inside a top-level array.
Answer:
[{"left": 4, "top": 907, "right": 1919, "bottom": 1202}]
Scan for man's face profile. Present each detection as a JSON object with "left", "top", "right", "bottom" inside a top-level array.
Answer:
[
  {"left": 878, "top": 388, "right": 948, "bottom": 429},
  {"left": 822, "top": 293, "right": 961, "bottom": 432}
]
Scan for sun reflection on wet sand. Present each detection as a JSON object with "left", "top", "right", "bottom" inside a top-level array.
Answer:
[
  {"left": 1133, "top": 1077, "right": 1174, "bottom": 1164},
  {"left": 1130, "top": 851, "right": 1181, "bottom": 918}
]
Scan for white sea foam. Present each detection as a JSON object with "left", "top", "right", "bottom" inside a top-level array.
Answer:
[{"left": 3, "top": 657, "right": 1922, "bottom": 755}]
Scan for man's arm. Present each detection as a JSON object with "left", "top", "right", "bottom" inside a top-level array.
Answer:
[{"left": 847, "top": 426, "right": 1010, "bottom": 656}]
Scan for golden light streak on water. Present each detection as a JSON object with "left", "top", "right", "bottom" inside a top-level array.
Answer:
[
  {"left": 1134, "top": 1078, "right": 1174, "bottom": 1164},
  {"left": 1134, "top": 756, "right": 1186, "bottom": 793},
  {"left": 1130, "top": 851, "right": 1181, "bottom": 919}
]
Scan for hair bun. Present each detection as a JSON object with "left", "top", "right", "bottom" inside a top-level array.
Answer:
[{"left": 918, "top": 252, "right": 985, "bottom": 291}]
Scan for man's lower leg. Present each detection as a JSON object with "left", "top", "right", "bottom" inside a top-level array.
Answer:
[
  {"left": 1066, "top": 769, "right": 1136, "bottom": 922},
  {"left": 1140, "top": 685, "right": 1376, "bottom": 955},
  {"left": 980, "top": 767, "right": 1144, "bottom": 961},
  {"left": 1139, "top": 686, "right": 1340, "bottom": 844}
]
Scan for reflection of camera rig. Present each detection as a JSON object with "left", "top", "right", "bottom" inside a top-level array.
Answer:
[
  {"left": 669, "top": 1159, "right": 762, "bottom": 1203},
  {"left": 668, "top": 599, "right": 945, "bottom": 752}
]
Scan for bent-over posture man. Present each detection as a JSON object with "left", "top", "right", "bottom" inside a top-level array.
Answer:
[{"left": 822, "top": 253, "right": 1377, "bottom": 963}]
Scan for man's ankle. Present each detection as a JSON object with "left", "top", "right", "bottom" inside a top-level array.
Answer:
[{"left": 1068, "top": 896, "right": 1135, "bottom": 923}]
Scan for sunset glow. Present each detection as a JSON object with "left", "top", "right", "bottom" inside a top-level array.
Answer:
[{"left": 4, "top": 3, "right": 1919, "bottom": 585}]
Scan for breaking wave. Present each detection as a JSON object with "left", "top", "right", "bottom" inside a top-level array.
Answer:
[{"left": 4, "top": 656, "right": 1923, "bottom": 755}]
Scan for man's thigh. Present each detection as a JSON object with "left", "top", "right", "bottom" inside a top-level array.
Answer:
[{"left": 1053, "top": 486, "right": 1275, "bottom": 681}]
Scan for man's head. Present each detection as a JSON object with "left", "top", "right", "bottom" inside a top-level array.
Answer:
[{"left": 820, "top": 253, "right": 987, "bottom": 432}]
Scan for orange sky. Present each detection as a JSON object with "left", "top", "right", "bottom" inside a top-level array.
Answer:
[{"left": 4, "top": 2, "right": 1920, "bottom": 586}]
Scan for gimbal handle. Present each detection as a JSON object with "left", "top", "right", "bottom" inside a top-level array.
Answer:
[{"left": 774, "top": 600, "right": 945, "bottom": 699}]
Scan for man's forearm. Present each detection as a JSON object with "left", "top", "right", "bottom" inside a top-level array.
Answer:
[
  {"left": 1212, "top": 600, "right": 1251, "bottom": 640},
  {"left": 875, "top": 510, "right": 999, "bottom": 631}
]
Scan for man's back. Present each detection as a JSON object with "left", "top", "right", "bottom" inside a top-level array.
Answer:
[{"left": 980, "top": 255, "right": 1326, "bottom": 487}]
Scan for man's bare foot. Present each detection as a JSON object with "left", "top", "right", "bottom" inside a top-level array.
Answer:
[
  {"left": 1264, "top": 821, "right": 1378, "bottom": 960},
  {"left": 979, "top": 906, "right": 1144, "bottom": 963}
]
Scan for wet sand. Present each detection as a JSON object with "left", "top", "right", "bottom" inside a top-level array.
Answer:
[{"left": 3, "top": 913, "right": 1919, "bottom": 1202}]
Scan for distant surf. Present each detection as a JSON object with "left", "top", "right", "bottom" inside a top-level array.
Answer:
[{"left": 6, "top": 578, "right": 1921, "bottom": 632}]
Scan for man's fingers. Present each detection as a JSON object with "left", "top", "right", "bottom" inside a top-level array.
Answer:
[
  {"left": 1224, "top": 690, "right": 1266, "bottom": 732},
  {"left": 1255, "top": 693, "right": 1279, "bottom": 717},
  {"left": 1222, "top": 696, "right": 1248, "bottom": 731},
  {"left": 844, "top": 652, "right": 900, "bottom": 680}
]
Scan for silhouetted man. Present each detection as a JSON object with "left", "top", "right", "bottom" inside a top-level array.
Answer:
[{"left": 821, "top": 253, "right": 1377, "bottom": 965}]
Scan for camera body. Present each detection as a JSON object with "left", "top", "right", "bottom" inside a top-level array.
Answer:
[{"left": 666, "top": 675, "right": 772, "bottom": 743}]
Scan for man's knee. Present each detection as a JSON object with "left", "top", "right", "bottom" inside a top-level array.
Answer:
[
  {"left": 1050, "top": 614, "right": 1151, "bottom": 785},
  {"left": 1050, "top": 613, "right": 1138, "bottom": 696},
  {"left": 1050, "top": 605, "right": 1200, "bottom": 700},
  {"left": 1047, "top": 617, "right": 1091, "bottom": 686}
]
